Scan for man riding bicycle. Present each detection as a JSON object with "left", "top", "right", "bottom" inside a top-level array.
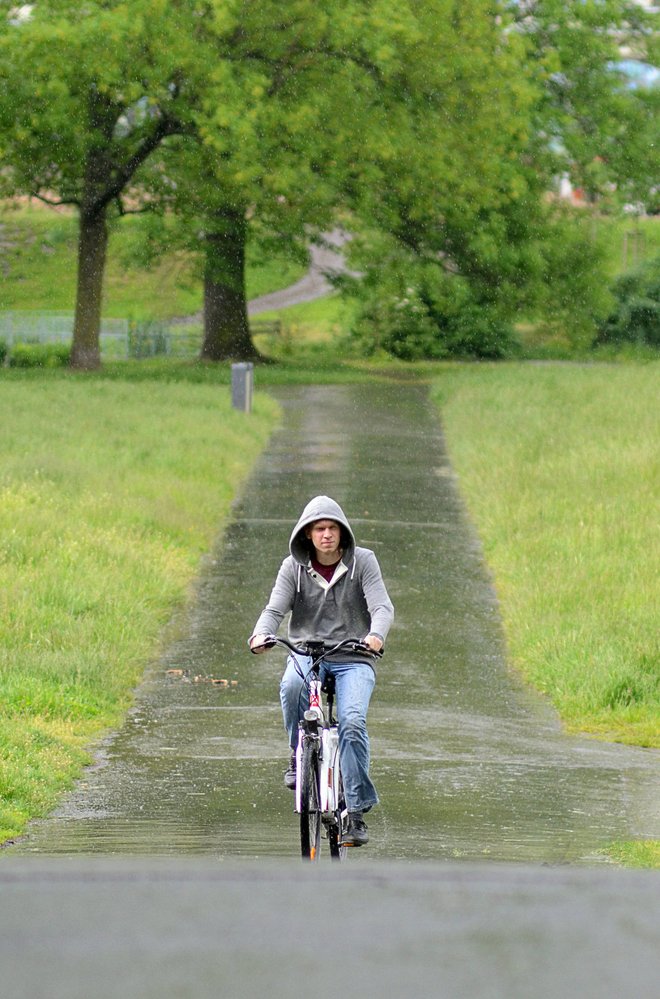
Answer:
[{"left": 249, "top": 495, "right": 394, "bottom": 847}]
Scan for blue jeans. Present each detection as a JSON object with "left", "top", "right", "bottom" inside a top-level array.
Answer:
[{"left": 280, "top": 655, "right": 378, "bottom": 814}]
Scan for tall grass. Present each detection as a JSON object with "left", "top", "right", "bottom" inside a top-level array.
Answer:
[
  {"left": 432, "top": 362, "right": 659, "bottom": 748},
  {"left": 0, "top": 373, "right": 279, "bottom": 842}
]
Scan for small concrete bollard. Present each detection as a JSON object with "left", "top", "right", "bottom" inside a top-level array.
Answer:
[{"left": 231, "top": 362, "right": 254, "bottom": 413}]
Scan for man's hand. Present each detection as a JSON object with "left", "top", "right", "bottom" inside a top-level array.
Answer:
[
  {"left": 249, "top": 634, "right": 270, "bottom": 653},
  {"left": 363, "top": 633, "right": 383, "bottom": 653}
]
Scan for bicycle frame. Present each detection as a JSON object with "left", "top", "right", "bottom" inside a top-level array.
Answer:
[{"left": 294, "top": 671, "right": 342, "bottom": 817}]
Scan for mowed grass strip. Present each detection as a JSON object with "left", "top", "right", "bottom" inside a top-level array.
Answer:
[
  {"left": 0, "top": 374, "right": 279, "bottom": 843},
  {"left": 432, "top": 362, "right": 659, "bottom": 748}
]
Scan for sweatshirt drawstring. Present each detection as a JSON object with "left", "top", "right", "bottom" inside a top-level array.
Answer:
[{"left": 297, "top": 563, "right": 302, "bottom": 592}]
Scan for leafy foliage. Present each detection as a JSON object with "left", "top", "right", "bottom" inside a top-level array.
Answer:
[
  {"left": 522, "top": 204, "right": 614, "bottom": 348},
  {"left": 345, "top": 202, "right": 612, "bottom": 357},
  {"left": 510, "top": 0, "right": 660, "bottom": 208},
  {"left": 596, "top": 255, "right": 660, "bottom": 346},
  {"left": 0, "top": 1, "right": 202, "bottom": 205},
  {"left": 342, "top": 0, "right": 658, "bottom": 358},
  {"left": 346, "top": 246, "right": 517, "bottom": 359},
  {"left": 8, "top": 342, "right": 71, "bottom": 368}
]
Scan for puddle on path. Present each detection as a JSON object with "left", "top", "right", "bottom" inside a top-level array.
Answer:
[{"left": 14, "top": 384, "right": 659, "bottom": 862}]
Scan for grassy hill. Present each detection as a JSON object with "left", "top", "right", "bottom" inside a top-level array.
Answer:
[{"left": 0, "top": 202, "right": 306, "bottom": 321}]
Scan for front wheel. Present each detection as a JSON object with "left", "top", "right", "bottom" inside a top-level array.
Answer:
[
  {"left": 299, "top": 740, "right": 321, "bottom": 861},
  {"left": 328, "top": 771, "right": 347, "bottom": 861}
]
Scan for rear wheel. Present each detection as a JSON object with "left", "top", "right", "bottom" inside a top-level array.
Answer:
[{"left": 300, "top": 741, "right": 321, "bottom": 861}]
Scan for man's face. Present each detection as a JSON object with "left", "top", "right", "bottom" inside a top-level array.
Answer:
[{"left": 305, "top": 519, "right": 341, "bottom": 557}]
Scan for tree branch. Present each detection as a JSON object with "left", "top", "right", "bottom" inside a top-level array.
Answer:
[
  {"left": 90, "top": 113, "right": 193, "bottom": 215},
  {"left": 219, "top": 32, "right": 386, "bottom": 97},
  {"left": 31, "top": 191, "right": 80, "bottom": 208}
]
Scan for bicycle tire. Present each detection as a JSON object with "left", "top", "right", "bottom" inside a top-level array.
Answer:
[
  {"left": 299, "top": 740, "right": 322, "bottom": 861},
  {"left": 328, "top": 770, "right": 347, "bottom": 861}
]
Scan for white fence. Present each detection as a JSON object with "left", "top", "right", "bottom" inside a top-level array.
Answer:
[
  {"left": 0, "top": 311, "right": 132, "bottom": 357},
  {"left": 0, "top": 312, "right": 198, "bottom": 359}
]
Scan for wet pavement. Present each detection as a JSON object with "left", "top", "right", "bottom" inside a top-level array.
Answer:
[{"left": 11, "top": 382, "right": 659, "bottom": 863}]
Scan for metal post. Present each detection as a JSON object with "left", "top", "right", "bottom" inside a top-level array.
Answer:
[{"left": 231, "top": 362, "right": 254, "bottom": 413}]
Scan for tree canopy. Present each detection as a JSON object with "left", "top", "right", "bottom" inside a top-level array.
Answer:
[{"left": 0, "top": 0, "right": 656, "bottom": 365}]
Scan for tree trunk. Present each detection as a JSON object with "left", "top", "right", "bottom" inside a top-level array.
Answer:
[
  {"left": 70, "top": 207, "right": 108, "bottom": 370},
  {"left": 70, "top": 112, "right": 112, "bottom": 371},
  {"left": 199, "top": 209, "right": 259, "bottom": 361}
]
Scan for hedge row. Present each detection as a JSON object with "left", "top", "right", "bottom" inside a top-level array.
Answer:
[{"left": 0, "top": 341, "right": 71, "bottom": 368}]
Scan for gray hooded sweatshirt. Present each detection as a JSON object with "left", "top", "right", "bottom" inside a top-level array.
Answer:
[{"left": 251, "top": 496, "right": 394, "bottom": 662}]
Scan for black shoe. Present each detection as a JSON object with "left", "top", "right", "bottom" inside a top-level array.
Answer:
[
  {"left": 284, "top": 752, "right": 296, "bottom": 790},
  {"left": 343, "top": 811, "right": 369, "bottom": 847}
]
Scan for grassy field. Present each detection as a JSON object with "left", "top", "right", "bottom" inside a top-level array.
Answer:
[
  {"left": 0, "top": 372, "right": 279, "bottom": 844},
  {"left": 252, "top": 294, "right": 358, "bottom": 359},
  {"left": 432, "top": 362, "right": 659, "bottom": 748},
  {"left": 602, "top": 840, "right": 660, "bottom": 868},
  {"left": 432, "top": 361, "right": 659, "bottom": 868}
]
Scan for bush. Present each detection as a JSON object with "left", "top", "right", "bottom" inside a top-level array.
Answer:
[
  {"left": 359, "top": 289, "right": 446, "bottom": 361},
  {"left": 9, "top": 342, "right": 72, "bottom": 368},
  {"left": 440, "top": 307, "right": 517, "bottom": 359},
  {"left": 530, "top": 207, "right": 613, "bottom": 350},
  {"left": 595, "top": 256, "right": 660, "bottom": 347},
  {"left": 351, "top": 270, "right": 516, "bottom": 360},
  {"left": 0, "top": 340, "right": 7, "bottom": 365}
]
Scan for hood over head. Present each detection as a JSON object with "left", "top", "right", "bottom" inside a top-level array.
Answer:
[{"left": 289, "top": 495, "right": 355, "bottom": 565}]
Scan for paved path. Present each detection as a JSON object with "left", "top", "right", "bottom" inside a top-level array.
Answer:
[
  {"left": 1, "top": 858, "right": 659, "bottom": 999},
  {"left": 248, "top": 229, "right": 351, "bottom": 315}
]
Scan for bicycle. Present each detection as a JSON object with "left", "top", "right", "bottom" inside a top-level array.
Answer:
[{"left": 250, "top": 635, "right": 382, "bottom": 861}]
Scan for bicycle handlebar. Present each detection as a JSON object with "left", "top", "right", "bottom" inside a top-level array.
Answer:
[{"left": 250, "top": 635, "right": 383, "bottom": 659}]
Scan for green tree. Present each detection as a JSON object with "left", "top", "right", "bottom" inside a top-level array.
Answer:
[
  {"left": 129, "top": 0, "right": 457, "bottom": 361},
  {"left": 338, "top": 0, "right": 548, "bottom": 356},
  {"left": 344, "top": 0, "right": 659, "bottom": 357},
  {"left": 3, "top": 0, "right": 476, "bottom": 364},
  {"left": 4, "top": 2, "right": 651, "bottom": 365},
  {"left": 0, "top": 0, "right": 203, "bottom": 368}
]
